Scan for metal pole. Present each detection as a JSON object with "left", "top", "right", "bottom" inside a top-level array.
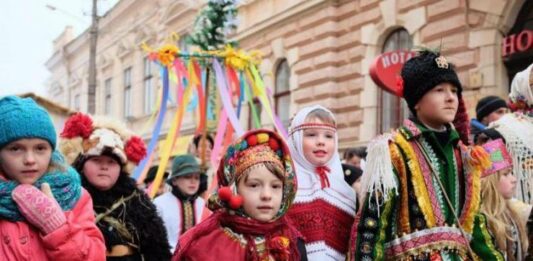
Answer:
[{"left": 88, "top": 0, "right": 98, "bottom": 113}]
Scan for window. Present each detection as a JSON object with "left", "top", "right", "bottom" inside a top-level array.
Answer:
[
  {"left": 124, "top": 67, "right": 132, "bottom": 118},
  {"left": 104, "top": 78, "right": 112, "bottom": 114},
  {"left": 143, "top": 58, "right": 154, "bottom": 114},
  {"left": 379, "top": 29, "right": 413, "bottom": 132},
  {"left": 247, "top": 98, "right": 262, "bottom": 129},
  {"left": 74, "top": 94, "right": 80, "bottom": 111},
  {"left": 274, "top": 59, "right": 291, "bottom": 129}
]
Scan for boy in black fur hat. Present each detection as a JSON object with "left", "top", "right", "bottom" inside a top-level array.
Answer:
[{"left": 349, "top": 49, "right": 503, "bottom": 260}]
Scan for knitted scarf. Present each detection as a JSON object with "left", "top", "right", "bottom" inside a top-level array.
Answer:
[{"left": 0, "top": 166, "right": 82, "bottom": 221}]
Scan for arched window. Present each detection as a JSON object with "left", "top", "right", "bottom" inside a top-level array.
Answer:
[
  {"left": 378, "top": 29, "right": 413, "bottom": 132},
  {"left": 274, "top": 59, "right": 291, "bottom": 128}
]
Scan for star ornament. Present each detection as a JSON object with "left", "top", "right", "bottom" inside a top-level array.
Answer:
[{"left": 435, "top": 56, "right": 449, "bottom": 69}]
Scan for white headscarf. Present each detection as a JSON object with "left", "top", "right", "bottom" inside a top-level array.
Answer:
[
  {"left": 510, "top": 63, "right": 533, "bottom": 108},
  {"left": 287, "top": 105, "right": 356, "bottom": 213},
  {"left": 490, "top": 113, "right": 533, "bottom": 203}
]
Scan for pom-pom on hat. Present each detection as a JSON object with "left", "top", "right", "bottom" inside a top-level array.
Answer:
[
  {"left": 209, "top": 129, "right": 296, "bottom": 220},
  {"left": 0, "top": 96, "right": 57, "bottom": 149},
  {"left": 59, "top": 112, "right": 147, "bottom": 174}
]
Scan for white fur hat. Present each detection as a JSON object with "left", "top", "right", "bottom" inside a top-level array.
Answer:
[{"left": 59, "top": 113, "right": 146, "bottom": 174}]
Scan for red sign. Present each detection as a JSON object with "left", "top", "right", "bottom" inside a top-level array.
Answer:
[
  {"left": 502, "top": 29, "right": 533, "bottom": 57},
  {"left": 369, "top": 50, "right": 416, "bottom": 97}
]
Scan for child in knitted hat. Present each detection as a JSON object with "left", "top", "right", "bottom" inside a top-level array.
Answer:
[
  {"left": 470, "top": 95, "right": 509, "bottom": 140},
  {"left": 173, "top": 129, "right": 306, "bottom": 261},
  {"left": 60, "top": 112, "right": 171, "bottom": 260},
  {"left": 0, "top": 96, "right": 105, "bottom": 260},
  {"left": 478, "top": 139, "right": 528, "bottom": 261},
  {"left": 285, "top": 105, "right": 356, "bottom": 260},
  {"left": 349, "top": 50, "right": 504, "bottom": 260},
  {"left": 153, "top": 154, "right": 205, "bottom": 253}
]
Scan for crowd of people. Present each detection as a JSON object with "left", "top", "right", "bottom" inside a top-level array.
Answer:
[{"left": 0, "top": 49, "right": 531, "bottom": 260}]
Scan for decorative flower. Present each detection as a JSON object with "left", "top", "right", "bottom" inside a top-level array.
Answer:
[
  {"left": 124, "top": 136, "right": 147, "bottom": 164},
  {"left": 468, "top": 145, "right": 491, "bottom": 171},
  {"left": 60, "top": 113, "right": 93, "bottom": 139},
  {"left": 157, "top": 44, "right": 179, "bottom": 67},
  {"left": 268, "top": 236, "right": 290, "bottom": 261}
]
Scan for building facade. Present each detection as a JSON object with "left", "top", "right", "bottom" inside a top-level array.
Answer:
[{"left": 46, "top": 0, "right": 532, "bottom": 150}]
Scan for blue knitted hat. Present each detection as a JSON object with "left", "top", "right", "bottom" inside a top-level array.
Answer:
[{"left": 0, "top": 96, "right": 57, "bottom": 149}]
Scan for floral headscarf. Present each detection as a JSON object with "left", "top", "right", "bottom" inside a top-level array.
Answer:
[{"left": 209, "top": 129, "right": 296, "bottom": 220}]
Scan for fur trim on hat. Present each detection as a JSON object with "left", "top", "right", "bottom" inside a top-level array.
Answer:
[
  {"left": 400, "top": 48, "right": 470, "bottom": 144},
  {"left": 401, "top": 49, "right": 462, "bottom": 114}
]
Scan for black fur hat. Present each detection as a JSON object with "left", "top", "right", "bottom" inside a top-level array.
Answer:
[
  {"left": 401, "top": 49, "right": 471, "bottom": 144},
  {"left": 401, "top": 49, "right": 462, "bottom": 114}
]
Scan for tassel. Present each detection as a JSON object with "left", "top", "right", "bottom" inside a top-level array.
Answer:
[{"left": 359, "top": 133, "right": 397, "bottom": 216}]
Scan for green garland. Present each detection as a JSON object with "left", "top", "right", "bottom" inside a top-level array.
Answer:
[{"left": 188, "top": 0, "right": 238, "bottom": 51}]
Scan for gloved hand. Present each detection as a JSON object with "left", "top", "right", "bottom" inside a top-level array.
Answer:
[{"left": 12, "top": 183, "right": 67, "bottom": 234}]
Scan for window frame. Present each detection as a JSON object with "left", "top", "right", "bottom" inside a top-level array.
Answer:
[
  {"left": 104, "top": 78, "right": 112, "bottom": 114},
  {"left": 274, "top": 59, "right": 291, "bottom": 129},
  {"left": 377, "top": 29, "right": 413, "bottom": 133},
  {"left": 123, "top": 67, "right": 132, "bottom": 118},
  {"left": 143, "top": 57, "right": 154, "bottom": 115}
]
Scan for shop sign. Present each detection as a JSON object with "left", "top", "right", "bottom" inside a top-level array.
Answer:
[
  {"left": 502, "top": 29, "right": 533, "bottom": 57},
  {"left": 369, "top": 50, "right": 416, "bottom": 96}
]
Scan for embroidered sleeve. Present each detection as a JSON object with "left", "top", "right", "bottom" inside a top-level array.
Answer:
[{"left": 470, "top": 213, "right": 505, "bottom": 261}]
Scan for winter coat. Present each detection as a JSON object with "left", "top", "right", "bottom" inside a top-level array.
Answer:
[
  {"left": 84, "top": 173, "right": 172, "bottom": 261},
  {"left": 0, "top": 189, "right": 106, "bottom": 260}
]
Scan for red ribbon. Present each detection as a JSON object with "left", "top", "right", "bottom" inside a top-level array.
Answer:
[{"left": 315, "top": 166, "right": 331, "bottom": 188}]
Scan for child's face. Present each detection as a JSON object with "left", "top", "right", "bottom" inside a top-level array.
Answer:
[
  {"left": 346, "top": 155, "right": 362, "bottom": 169},
  {"left": 237, "top": 165, "right": 283, "bottom": 222},
  {"left": 302, "top": 119, "right": 336, "bottom": 166},
  {"left": 415, "top": 82, "right": 458, "bottom": 129},
  {"left": 171, "top": 173, "right": 200, "bottom": 196},
  {"left": 83, "top": 155, "right": 121, "bottom": 191},
  {"left": 0, "top": 138, "right": 52, "bottom": 184},
  {"left": 195, "top": 139, "right": 213, "bottom": 159},
  {"left": 498, "top": 170, "right": 517, "bottom": 199}
]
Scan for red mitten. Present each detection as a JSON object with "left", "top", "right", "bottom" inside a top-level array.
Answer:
[{"left": 12, "top": 183, "right": 66, "bottom": 234}]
